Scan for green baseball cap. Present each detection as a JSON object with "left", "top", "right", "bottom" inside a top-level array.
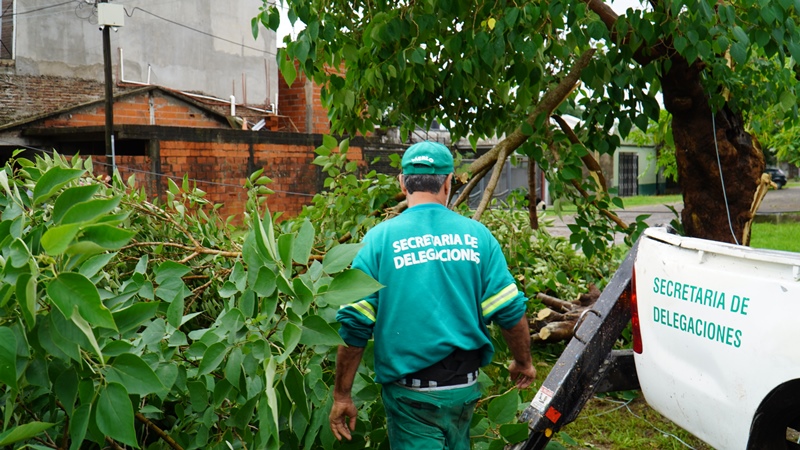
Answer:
[{"left": 401, "top": 141, "right": 454, "bottom": 175}]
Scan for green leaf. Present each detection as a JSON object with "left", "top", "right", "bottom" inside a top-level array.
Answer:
[
  {"left": 293, "top": 219, "right": 315, "bottom": 264},
  {"left": 166, "top": 294, "right": 185, "bottom": 329},
  {"left": 55, "top": 369, "right": 79, "bottom": 415},
  {"left": 47, "top": 273, "right": 117, "bottom": 331},
  {"left": 278, "top": 233, "right": 294, "bottom": 269},
  {"left": 730, "top": 42, "right": 748, "bottom": 65},
  {"left": 32, "top": 167, "right": 84, "bottom": 205},
  {"left": 487, "top": 389, "right": 520, "bottom": 424},
  {"left": 299, "top": 314, "right": 344, "bottom": 346},
  {"left": 70, "top": 224, "right": 135, "bottom": 251},
  {"left": 499, "top": 422, "right": 529, "bottom": 444},
  {"left": 219, "top": 281, "right": 239, "bottom": 298},
  {"left": 0, "top": 422, "right": 55, "bottom": 446},
  {"left": 107, "top": 353, "right": 164, "bottom": 396},
  {"left": 8, "top": 238, "right": 30, "bottom": 268},
  {"left": 230, "top": 261, "right": 247, "bottom": 292},
  {"left": 69, "top": 404, "right": 91, "bottom": 450},
  {"left": 254, "top": 266, "right": 278, "bottom": 297},
  {"left": 198, "top": 342, "right": 229, "bottom": 375},
  {"left": 278, "top": 322, "right": 302, "bottom": 362},
  {"left": 16, "top": 273, "right": 36, "bottom": 331},
  {"left": 113, "top": 302, "right": 159, "bottom": 334},
  {"left": 0, "top": 327, "right": 18, "bottom": 391},
  {"left": 280, "top": 52, "right": 298, "bottom": 87},
  {"left": 780, "top": 90, "right": 796, "bottom": 111},
  {"left": 69, "top": 306, "right": 104, "bottom": 358},
  {"left": 224, "top": 347, "right": 244, "bottom": 385},
  {"left": 321, "top": 269, "right": 383, "bottom": 306},
  {"left": 253, "top": 213, "right": 278, "bottom": 262},
  {"left": 322, "top": 243, "right": 364, "bottom": 274},
  {"left": 79, "top": 252, "right": 117, "bottom": 279},
  {"left": 263, "top": 357, "right": 280, "bottom": 434},
  {"left": 291, "top": 278, "right": 315, "bottom": 316},
  {"left": 61, "top": 196, "right": 121, "bottom": 225},
  {"left": 251, "top": 15, "right": 260, "bottom": 39},
  {"left": 154, "top": 261, "right": 192, "bottom": 284},
  {"left": 41, "top": 224, "right": 80, "bottom": 255},
  {"left": 732, "top": 26, "right": 749, "bottom": 45},
  {"left": 95, "top": 383, "right": 138, "bottom": 448},
  {"left": 284, "top": 365, "right": 309, "bottom": 420}
]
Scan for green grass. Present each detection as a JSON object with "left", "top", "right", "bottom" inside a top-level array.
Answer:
[
  {"left": 553, "top": 395, "right": 712, "bottom": 450},
  {"left": 553, "top": 194, "right": 682, "bottom": 213},
  {"left": 750, "top": 221, "right": 800, "bottom": 252},
  {"left": 522, "top": 347, "right": 712, "bottom": 450},
  {"left": 615, "top": 193, "right": 682, "bottom": 208}
]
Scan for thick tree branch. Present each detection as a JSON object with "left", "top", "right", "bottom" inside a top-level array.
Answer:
[
  {"left": 582, "top": 0, "right": 671, "bottom": 65},
  {"left": 528, "top": 159, "right": 539, "bottom": 229}
]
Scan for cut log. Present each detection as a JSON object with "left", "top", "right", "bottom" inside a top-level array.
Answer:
[{"left": 530, "top": 285, "right": 602, "bottom": 344}]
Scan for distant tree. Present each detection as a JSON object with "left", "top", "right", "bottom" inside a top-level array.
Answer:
[
  {"left": 256, "top": 0, "right": 800, "bottom": 244},
  {"left": 628, "top": 109, "right": 678, "bottom": 183}
]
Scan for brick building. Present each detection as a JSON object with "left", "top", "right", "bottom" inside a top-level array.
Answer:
[{"left": 0, "top": 73, "right": 364, "bottom": 219}]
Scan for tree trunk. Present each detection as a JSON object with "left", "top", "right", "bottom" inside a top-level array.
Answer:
[{"left": 661, "top": 58, "right": 765, "bottom": 243}]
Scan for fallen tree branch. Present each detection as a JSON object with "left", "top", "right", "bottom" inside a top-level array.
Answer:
[
  {"left": 452, "top": 165, "right": 492, "bottom": 209},
  {"left": 120, "top": 241, "right": 242, "bottom": 259},
  {"left": 536, "top": 292, "right": 579, "bottom": 313}
]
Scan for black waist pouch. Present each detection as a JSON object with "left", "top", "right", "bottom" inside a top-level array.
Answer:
[{"left": 407, "top": 348, "right": 482, "bottom": 384}]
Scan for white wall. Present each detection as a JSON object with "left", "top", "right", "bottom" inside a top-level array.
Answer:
[{"left": 12, "top": 0, "right": 277, "bottom": 107}]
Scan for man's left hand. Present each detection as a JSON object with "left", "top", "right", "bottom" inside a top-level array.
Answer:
[
  {"left": 508, "top": 360, "right": 536, "bottom": 389},
  {"left": 329, "top": 397, "right": 358, "bottom": 441}
]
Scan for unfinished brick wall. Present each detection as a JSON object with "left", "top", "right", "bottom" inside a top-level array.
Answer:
[{"left": 277, "top": 61, "right": 330, "bottom": 134}]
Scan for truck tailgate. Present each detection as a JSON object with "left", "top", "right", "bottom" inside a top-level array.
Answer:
[{"left": 634, "top": 227, "right": 800, "bottom": 449}]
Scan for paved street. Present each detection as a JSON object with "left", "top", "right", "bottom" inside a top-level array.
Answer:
[{"left": 544, "top": 185, "right": 800, "bottom": 241}]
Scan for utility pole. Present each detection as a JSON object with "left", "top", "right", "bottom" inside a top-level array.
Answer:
[{"left": 100, "top": 0, "right": 114, "bottom": 178}]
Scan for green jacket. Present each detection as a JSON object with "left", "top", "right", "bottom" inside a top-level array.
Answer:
[{"left": 337, "top": 203, "right": 527, "bottom": 384}]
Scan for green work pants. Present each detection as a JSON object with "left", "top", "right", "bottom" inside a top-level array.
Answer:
[{"left": 382, "top": 382, "right": 482, "bottom": 450}]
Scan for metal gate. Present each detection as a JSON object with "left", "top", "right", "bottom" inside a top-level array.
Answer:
[{"left": 619, "top": 153, "right": 638, "bottom": 197}]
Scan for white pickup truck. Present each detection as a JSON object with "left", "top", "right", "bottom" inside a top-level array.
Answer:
[
  {"left": 633, "top": 227, "right": 800, "bottom": 449},
  {"left": 515, "top": 227, "right": 800, "bottom": 450}
]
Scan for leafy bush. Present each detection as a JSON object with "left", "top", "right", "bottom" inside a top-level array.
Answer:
[
  {"left": 0, "top": 150, "right": 380, "bottom": 449},
  {"left": 0, "top": 141, "right": 628, "bottom": 449}
]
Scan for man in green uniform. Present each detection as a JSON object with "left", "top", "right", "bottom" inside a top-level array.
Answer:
[{"left": 329, "top": 140, "right": 536, "bottom": 449}]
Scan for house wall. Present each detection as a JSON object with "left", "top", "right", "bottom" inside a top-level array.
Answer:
[
  {"left": 8, "top": 0, "right": 276, "bottom": 106},
  {"left": 613, "top": 145, "right": 660, "bottom": 196}
]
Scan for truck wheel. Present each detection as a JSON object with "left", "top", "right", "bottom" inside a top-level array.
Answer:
[{"left": 748, "top": 381, "right": 800, "bottom": 449}]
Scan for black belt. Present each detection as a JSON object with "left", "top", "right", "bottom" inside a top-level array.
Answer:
[{"left": 397, "top": 369, "right": 479, "bottom": 389}]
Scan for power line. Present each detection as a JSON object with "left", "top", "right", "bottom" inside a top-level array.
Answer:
[
  {"left": 0, "top": 139, "right": 315, "bottom": 197},
  {"left": 2, "top": 2, "right": 277, "bottom": 57},
  {"left": 1, "top": 0, "right": 77, "bottom": 18}
]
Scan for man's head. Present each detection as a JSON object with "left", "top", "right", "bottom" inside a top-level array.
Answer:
[
  {"left": 401, "top": 141, "right": 454, "bottom": 176},
  {"left": 400, "top": 141, "right": 454, "bottom": 197}
]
